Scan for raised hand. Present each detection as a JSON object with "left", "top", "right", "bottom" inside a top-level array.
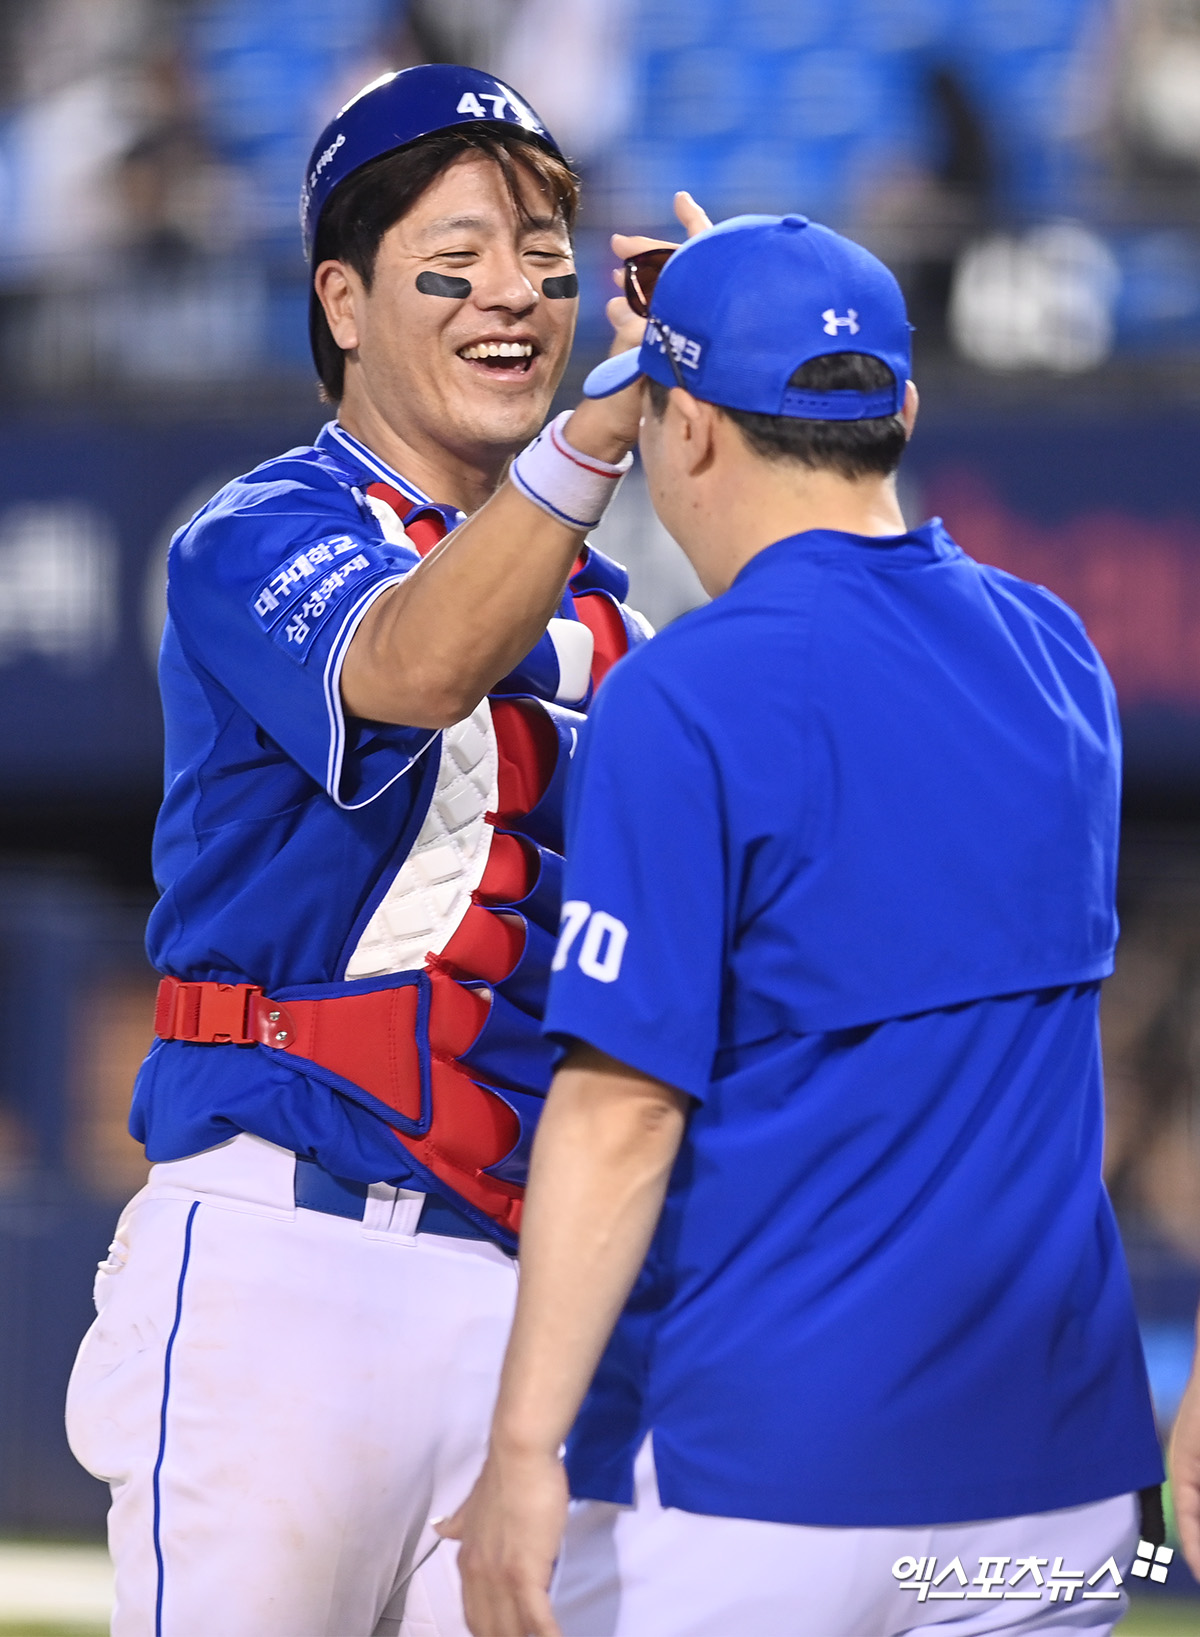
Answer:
[
  {"left": 612, "top": 189, "right": 714, "bottom": 270},
  {"left": 563, "top": 192, "right": 714, "bottom": 461},
  {"left": 605, "top": 190, "right": 714, "bottom": 356}
]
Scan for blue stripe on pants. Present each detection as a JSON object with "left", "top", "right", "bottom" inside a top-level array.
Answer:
[{"left": 152, "top": 1201, "right": 199, "bottom": 1637}]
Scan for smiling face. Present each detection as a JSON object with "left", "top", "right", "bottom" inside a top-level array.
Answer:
[{"left": 315, "top": 151, "right": 577, "bottom": 480}]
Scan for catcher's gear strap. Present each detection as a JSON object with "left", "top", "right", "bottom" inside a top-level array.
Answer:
[
  {"left": 154, "top": 969, "right": 529, "bottom": 1235},
  {"left": 155, "top": 976, "right": 282, "bottom": 1047}
]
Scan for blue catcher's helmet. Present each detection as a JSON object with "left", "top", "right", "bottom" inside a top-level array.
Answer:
[{"left": 301, "top": 64, "right": 564, "bottom": 260}]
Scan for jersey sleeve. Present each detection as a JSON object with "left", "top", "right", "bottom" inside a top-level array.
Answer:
[
  {"left": 542, "top": 654, "right": 726, "bottom": 1100},
  {"left": 168, "top": 476, "right": 435, "bottom": 809}
]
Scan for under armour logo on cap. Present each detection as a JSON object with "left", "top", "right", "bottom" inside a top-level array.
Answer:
[{"left": 822, "top": 309, "right": 860, "bottom": 336}]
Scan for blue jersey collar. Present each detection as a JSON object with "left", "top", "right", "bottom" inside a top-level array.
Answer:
[
  {"left": 733, "top": 518, "right": 956, "bottom": 589},
  {"left": 318, "top": 421, "right": 434, "bottom": 508}
]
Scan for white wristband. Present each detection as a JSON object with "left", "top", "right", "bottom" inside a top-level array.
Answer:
[{"left": 509, "top": 410, "right": 633, "bottom": 530}]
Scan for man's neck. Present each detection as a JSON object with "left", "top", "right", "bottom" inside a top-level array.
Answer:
[
  {"left": 336, "top": 395, "right": 508, "bottom": 515},
  {"left": 693, "top": 466, "right": 910, "bottom": 597}
]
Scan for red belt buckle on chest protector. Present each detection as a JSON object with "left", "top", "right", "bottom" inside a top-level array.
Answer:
[{"left": 154, "top": 976, "right": 270, "bottom": 1044}]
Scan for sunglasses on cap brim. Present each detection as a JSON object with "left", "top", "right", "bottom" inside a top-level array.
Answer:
[
  {"left": 623, "top": 247, "right": 688, "bottom": 390},
  {"left": 622, "top": 246, "right": 674, "bottom": 318}
]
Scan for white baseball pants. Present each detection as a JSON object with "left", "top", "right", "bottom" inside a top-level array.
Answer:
[
  {"left": 553, "top": 1438, "right": 1141, "bottom": 1637},
  {"left": 65, "top": 1133, "right": 517, "bottom": 1637}
]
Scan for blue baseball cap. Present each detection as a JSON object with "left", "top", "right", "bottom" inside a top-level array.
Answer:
[
  {"left": 584, "top": 214, "right": 912, "bottom": 419},
  {"left": 301, "top": 64, "right": 563, "bottom": 259}
]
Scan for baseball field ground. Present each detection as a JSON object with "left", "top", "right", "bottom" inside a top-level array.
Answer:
[{"left": 0, "top": 1606, "right": 1198, "bottom": 1635}]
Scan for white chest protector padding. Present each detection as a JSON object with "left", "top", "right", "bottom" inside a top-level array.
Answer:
[
  {"left": 362, "top": 490, "right": 411, "bottom": 545},
  {"left": 343, "top": 699, "right": 499, "bottom": 980}
]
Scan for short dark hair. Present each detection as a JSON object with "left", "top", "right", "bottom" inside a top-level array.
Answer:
[
  {"left": 310, "top": 127, "right": 580, "bottom": 401},
  {"left": 647, "top": 352, "right": 908, "bottom": 480}
]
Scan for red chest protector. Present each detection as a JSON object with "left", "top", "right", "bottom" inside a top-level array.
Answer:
[{"left": 155, "top": 486, "right": 645, "bottom": 1247}]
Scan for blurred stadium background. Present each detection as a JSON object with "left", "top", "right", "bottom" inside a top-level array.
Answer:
[{"left": 1, "top": 0, "right": 1200, "bottom": 1627}]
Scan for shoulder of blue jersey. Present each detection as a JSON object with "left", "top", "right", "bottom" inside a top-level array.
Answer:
[
  {"left": 170, "top": 442, "right": 393, "bottom": 577},
  {"left": 973, "top": 558, "right": 1100, "bottom": 655}
]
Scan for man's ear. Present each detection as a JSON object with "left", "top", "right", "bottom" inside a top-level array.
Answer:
[
  {"left": 901, "top": 380, "right": 919, "bottom": 441},
  {"left": 670, "top": 388, "right": 718, "bottom": 475},
  {"left": 315, "top": 261, "right": 360, "bottom": 352}
]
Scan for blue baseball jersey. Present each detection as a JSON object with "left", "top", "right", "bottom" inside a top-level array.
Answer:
[
  {"left": 131, "top": 420, "right": 643, "bottom": 1227},
  {"left": 544, "top": 520, "right": 1162, "bottom": 1527}
]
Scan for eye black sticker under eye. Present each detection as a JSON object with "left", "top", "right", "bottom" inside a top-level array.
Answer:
[
  {"left": 542, "top": 273, "right": 579, "bottom": 299},
  {"left": 416, "top": 271, "right": 472, "bottom": 298}
]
